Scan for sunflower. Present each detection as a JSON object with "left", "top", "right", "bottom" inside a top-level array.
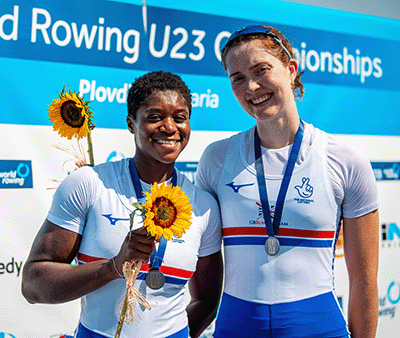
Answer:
[
  {"left": 48, "top": 87, "right": 95, "bottom": 140},
  {"left": 139, "top": 182, "right": 192, "bottom": 241},
  {"left": 115, "top": 182, "right": 191, "bottom": 336}
]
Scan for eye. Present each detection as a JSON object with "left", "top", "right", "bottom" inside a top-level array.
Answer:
[
  {"left": 231, "top": 75, "right": 244, "bottom": 85},
  {"left": 146, "top": 113, "right": 162, "bottom": 122},
  {"left": 255, "top": 66, "right": 268, "bottom": 75},
  {"left": 174, "top": 113, "right": 188, "bottom": 123}
]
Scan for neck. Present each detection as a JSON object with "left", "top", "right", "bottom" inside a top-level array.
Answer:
[
  {"left": 134, "top": 156, "right": 175, "bottom": 184},
  {"left": 256, "top": 116, "right": 300, "bottom": 149}
]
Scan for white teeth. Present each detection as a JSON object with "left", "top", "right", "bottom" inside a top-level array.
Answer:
[
  {"left": 156, "top": 140, "right": 177, "bottom": 144},
  {"left": 252, "top": 94, "right": 272, "bottom": 105}
]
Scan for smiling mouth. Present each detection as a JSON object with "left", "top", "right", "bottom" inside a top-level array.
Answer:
[
  {"left": 155, "top": 139, "right": 179, "bottom": 145},
  {"left": 251, "top": 93, "right": 272, "bottom": 105}
]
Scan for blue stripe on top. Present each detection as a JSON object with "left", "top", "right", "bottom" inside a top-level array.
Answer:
[
  {"left": 136, "top": 274, "right": 189, "bottom": 285},
  {"left": 223, "top": 236, "right": 333, "bottom": 248}
]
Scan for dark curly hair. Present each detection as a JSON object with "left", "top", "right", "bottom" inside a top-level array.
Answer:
[
  {"left": 127, "top": 70, "right": 192, "bottom": 119},
  {"left": 221, "top": 25, "right": 305, "bottom": 99}
]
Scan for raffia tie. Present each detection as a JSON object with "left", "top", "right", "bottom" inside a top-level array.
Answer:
[{"left": 120, "top": 261, "right": 151, "bottom": 324}]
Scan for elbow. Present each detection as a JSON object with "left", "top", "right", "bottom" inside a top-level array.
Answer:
[
  {"left": 21, "top": 280, "right": 39, "bottom": 304},
  {"left": 21, "top": 264, "right": 47, "bottom": 304},
  {"left": 348, "top": 270, "right": 378, "bottom": 290}
]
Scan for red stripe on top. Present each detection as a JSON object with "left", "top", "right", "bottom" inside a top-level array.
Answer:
[
  {"left": 141, "top": 264, "right": 194, "bottom": 279},
  {"left": 223, "top": 227, "right": 268, "bottom": 236},
  {"left": 77, "top": 253, "right": 194, "bottom": 279},
  {"left": 77, "top": 252, "right": 105, "bottom": 262},
  {"left": 223, "top": 227, "right": 335, "bottom": 239}
]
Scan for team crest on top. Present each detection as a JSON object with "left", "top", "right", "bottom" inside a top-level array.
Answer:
[
  {"left": 294, "top": 177, "right": 314, "bottom": 204},
  {"left": 249, "top": 203, "right": 288, "bottom": 226}
]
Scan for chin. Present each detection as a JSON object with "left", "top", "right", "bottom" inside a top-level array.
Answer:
[
  {"left": 249, "top": 111, "right": 275, "bottom": 122},
  {"left": 157, "top": 155, "right": 180, "bottom": 165}
]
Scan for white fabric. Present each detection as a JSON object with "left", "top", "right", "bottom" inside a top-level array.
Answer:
[
  {"left": 47, "top": 158, "right": 222, "bottom": 338},
  {"left": 195, "top": 123, "right": 379, "bottom": 304},
  {"left": 196, "top": 123, "right": 379, "bottom": 219}
]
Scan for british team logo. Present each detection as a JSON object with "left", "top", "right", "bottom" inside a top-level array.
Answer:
[
  {"left": 250, "top": 203, "right": 288, "bottom": 226},
  {"left": 256, "top": 202, "right": 274, "bottom": 221}
]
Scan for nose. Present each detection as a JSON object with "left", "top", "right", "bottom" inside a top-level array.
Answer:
[
  {"left": 160, "top": 117, "right": 177, "bottom": 133},
  {"left": 246, "top": 78, "right": 260, "bottom": 93}
]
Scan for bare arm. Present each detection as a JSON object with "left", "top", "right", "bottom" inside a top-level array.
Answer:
[
  {"left": 187, "top": 250, "right": 223, "bottom": 338},
  {"left": 21, "top": 219, "right": 155, "bottom": 304},
  {"left": 343, "top": 209, "right": 379, "bottom": 338}
]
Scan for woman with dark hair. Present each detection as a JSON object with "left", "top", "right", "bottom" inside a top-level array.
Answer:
[
  {"left": 196, "top": 25, "right": 379, "bottom": 338},
  {"left": 22, "top": 71, "right": 223, "bottom": 338}
]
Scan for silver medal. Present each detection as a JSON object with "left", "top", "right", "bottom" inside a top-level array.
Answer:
[
  {"left": 145, "top": 269, "right": 165, "bottom": 290},
  {"left": 265, "top": 236, "right": 280, "bottom": 256}
]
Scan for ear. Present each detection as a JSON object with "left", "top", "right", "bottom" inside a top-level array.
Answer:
[
  {"left": 126, "top": 115, "right": 135, "bottom": 134},
  {"left": 289, "top": 58, "right": 298, "bottom": 81}
]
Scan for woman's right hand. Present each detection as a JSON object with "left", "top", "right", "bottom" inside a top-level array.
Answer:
[{"left": 112, "top": 228, "right": 156, "bottom": 277}]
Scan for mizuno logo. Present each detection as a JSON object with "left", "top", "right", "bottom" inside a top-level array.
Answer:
[
  {"left": 226, "top": 181, "right": 254, "bottom": 193},
  {"left": 102, "top": 214, "right": 130, "bottom": 226}
]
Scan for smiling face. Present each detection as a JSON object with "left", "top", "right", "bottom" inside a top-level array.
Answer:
[
  {"left": 225, "top": 39, "right": 298, "bottom": 123},
  {"left": 127, "top": 89, "right": 191, "bottom": 168}
]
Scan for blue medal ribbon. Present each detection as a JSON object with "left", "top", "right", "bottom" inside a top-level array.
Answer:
[
  {"left": 254, "top": 120, "right": 304, "bottom": 238},
  {"left": 128, "top": 158, "right": 177, "bottom": 271}
]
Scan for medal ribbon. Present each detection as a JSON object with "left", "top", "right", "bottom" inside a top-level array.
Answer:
[
  {"left": 129, "top": 158, "right": 177, "bottom": 270},
  {"left": 254, "top": 120, "right": 304, "bottom": 237}
]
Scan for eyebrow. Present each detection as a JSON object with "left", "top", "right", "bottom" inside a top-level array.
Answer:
[
  {"left": 229, "top": 71, "right": 241, "bottom": 79},
  {"left": 146, "top": 107, "right": 189, "bottom": 114},
  {"left": 229, "top": 62, "right": 268, "bottom": 79}
]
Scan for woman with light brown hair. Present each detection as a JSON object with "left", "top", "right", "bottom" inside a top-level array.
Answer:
[{"left": 196, "top": 25, "right": 379, "bottom": 338}]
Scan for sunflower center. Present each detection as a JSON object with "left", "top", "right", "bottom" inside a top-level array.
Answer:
[
  {"left": 157, "top": 204, "right": 171, "bottom": 221},
  {"left": 61, "top": 100, "right": 85, "bottom": 127},
  {"left": 152, "top": 197, "right": 177, "bottom": 228}
]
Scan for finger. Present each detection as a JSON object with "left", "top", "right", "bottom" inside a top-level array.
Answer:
[
  {"left": 133, "top": 251, "right": 152, "bottom": 263},
  {"left": 132, "top": 241, "right": 156, "bottom": 255},
  {"left": 132, "top": 227, "right": 150, "bottom": 236},
  {"left": 133, "top": 231, "right": 157, "bottom": 245},
  {"left": 130, "top": 228, "right": 155, "bottom": 241}
]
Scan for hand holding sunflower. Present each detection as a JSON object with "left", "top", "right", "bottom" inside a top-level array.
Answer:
[{"left": 115, "top": 181, "right": 193, "bottom": 338}]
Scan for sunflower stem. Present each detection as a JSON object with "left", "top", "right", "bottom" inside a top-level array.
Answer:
[
  {"left": 114, "top": 296, "right": 128, "bottom": 338},
  {"left": 114, "top": 260, "right": 144, "bottom": 338},
  {"left": 87, "top": 130, "right": 95, "bottom": 166}
]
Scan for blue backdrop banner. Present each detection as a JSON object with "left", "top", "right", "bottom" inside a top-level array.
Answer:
[{"left": 1, "top": 0, "right": 399, "bottom": 135}]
